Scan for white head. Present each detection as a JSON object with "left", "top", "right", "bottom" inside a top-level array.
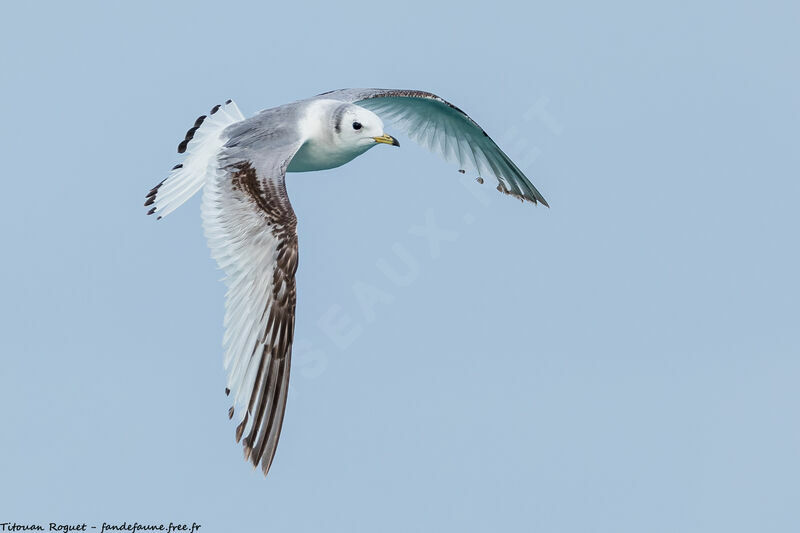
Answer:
[
  {"left": 329, "top": 103, "right": 399, "bottom": 153},
  {"left": 289, "top": 101, "right": 400, "bottom": 173}
]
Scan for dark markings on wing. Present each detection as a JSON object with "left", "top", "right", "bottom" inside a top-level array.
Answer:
[
  {"left": 349, "top": 89, "right": 547, "bottom": 205},
  {"left": 226, "top": 160, "right": 299, "bottom": 475},
  {"left": 497, "top": 182, "right": 525, "bottom": 202},
  {"left": 236, "top": 411, "right": 249, "bottom": 442},
  {"left": 210, "top": 104, "right": 221, "bottom": 115}
]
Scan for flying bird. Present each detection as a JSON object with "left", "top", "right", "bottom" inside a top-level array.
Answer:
[{"left": 145, "top": 89, "right": 548, "bottom": 476}]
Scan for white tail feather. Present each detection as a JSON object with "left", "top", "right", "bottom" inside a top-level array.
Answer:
[{"left": 145, "top": 100, "right": 245, "bottom": 219}]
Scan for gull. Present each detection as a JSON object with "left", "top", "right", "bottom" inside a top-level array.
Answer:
[{"left": 144, "top": 89, "right": 549, "bottom": 476}]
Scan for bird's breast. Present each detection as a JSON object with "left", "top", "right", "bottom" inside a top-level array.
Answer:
[{"left": 286, "top": 139, "right": 372, "bottom": 173}]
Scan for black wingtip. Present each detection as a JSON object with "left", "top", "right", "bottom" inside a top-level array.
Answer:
[
  {"left": 236, "top": 412, "right": 249, "bottom": 443},
  {"left": 496, "top": 182, "right": 550, "bottom": 206}
]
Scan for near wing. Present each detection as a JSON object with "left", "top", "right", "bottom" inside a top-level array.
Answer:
[
  {"left": 320, "top": 88, "right": 548, "bottom": 206},
  {"left": 201, "top": 119, "right": 304, "bottom": 476}
]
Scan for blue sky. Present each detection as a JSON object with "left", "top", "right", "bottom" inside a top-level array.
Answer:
[{"left": 1, "top": 1, "right": 798, "bottom": 532}]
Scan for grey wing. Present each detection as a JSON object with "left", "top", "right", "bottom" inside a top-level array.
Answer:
[
  {"left": 318, "top": 88, "right": 548, "bottom": 206},
  {"left": 202, "top": 118, "right": 304, "bottom": 476}
]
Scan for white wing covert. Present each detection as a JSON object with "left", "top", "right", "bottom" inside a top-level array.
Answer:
[{"left": 319, "top": 88, "right": 549, "bottom": 206}]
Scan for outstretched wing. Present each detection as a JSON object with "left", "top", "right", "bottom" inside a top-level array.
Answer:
[
  {"left": 202, "top": 114, "right": 305, "bottom": 476},
  {"left": 319, "top": 88, "right": 548, "bottom": 206}
]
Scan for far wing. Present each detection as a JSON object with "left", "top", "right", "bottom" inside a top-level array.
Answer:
[{"left": 319, "top": 88, "right": 548, "bottom": 205}]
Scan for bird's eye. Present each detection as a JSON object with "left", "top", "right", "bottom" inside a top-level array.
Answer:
[{"left": 352, "top": 121, "right": 362, "bottom": 130}]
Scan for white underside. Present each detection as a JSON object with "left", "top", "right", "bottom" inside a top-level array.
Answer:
[{"left": 286, "top": 139, "right": 373, "bottom": 172}]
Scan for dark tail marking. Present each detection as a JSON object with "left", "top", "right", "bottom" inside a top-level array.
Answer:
[
  {"left": 177, "top": 114, "right": 207, "bottom": 153},
  {"left": 176, "top": 100, "right": 233, "bottom": 152},
  {"left": 144, "top": 180, "right": 165, "bottom": 208}
]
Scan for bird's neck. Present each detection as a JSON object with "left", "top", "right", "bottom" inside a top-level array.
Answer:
[{"left": 287, "top": 100, "right": 372, "bottom": 173}]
